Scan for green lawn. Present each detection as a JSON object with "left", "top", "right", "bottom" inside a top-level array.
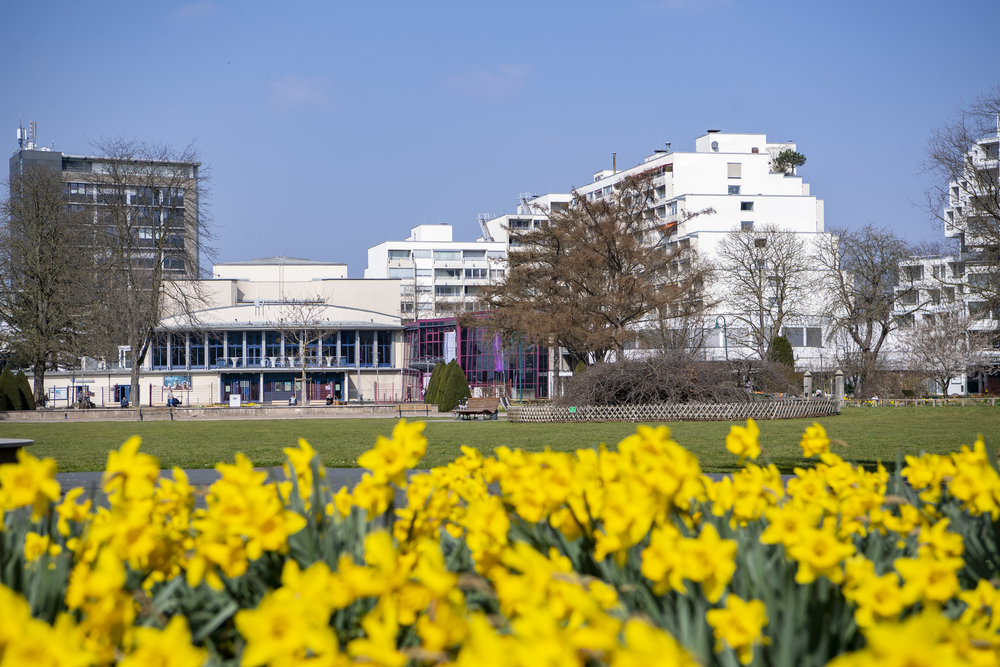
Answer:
[{"left": 2, "top": 406, "right": 998, "bottom": 473}]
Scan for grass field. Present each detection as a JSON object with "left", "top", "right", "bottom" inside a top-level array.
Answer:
[{"left": 2, "top": 406, "right": 999, "bottom": 473}]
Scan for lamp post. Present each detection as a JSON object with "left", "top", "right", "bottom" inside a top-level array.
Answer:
[{"left": 713, "top": 316, "right": 729, "bottom": 366}]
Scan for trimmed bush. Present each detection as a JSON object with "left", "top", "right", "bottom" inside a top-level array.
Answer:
[
  {"left": 15, "top": 370, "right": 36, "bottom": 410},
  {"left": 0, "top": 367, "right": 19, "bottom": 411},
  {"left": 574, "top": 360, "right": 587, "bottom": 375},
  {"left": 424, "top": 362, "right": 445, "bottom": 404},
  {"left": 437, "top": 359, "right": 472, "bottom": 412},
  {"left": 769, "top": 335, "right": 794, "bottom": 367}
]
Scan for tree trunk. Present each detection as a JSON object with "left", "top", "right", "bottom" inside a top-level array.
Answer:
[{"left": 33, "top": 365, "right": 46, "bottom": 405}]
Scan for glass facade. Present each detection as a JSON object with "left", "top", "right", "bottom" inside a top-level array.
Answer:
[{"left": 404, "top": 318, "right": 549, "bottom": 399}]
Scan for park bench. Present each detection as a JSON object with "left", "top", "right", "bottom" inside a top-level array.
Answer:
[
  {"left": 0, "top": 439, "right": 34, "bottom": 464},
  {"left": 398, "top": 403, "right": 434, "bottom": 418},
  {"left": 452, "top": 397, "right": 501, "bottom": 421}
]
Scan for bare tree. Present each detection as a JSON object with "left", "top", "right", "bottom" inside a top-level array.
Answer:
[
  {"left": 87, "top": 138, "right": 213, "bottom": 406},
  {"left": 923, "top": 85, "right": 1000, "bottom": 316},
  {"left": 479, "top": 173, "right": 714, "bottom": 368},
  {"left": 275, "top": 298, "right": 339, "bottom": 405},
  {"left": 815, "top": 224, "right": 915, "bottom": 390},
  {"left": 0, "top": 168, "right": 96, "bottom": 403},
  {"left": 901, "top": 305, "right": 988, "bottom": 396},
  {"left": 717, "top": 223, "right": 813, "bottom": 359}
]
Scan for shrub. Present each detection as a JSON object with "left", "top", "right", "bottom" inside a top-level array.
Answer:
[
  {"left": 424, "top": 362, "right": 445, "bottom": 404},
  {"left": 14, "top": 371, "right": 35, "bottom": 410},
  {"left": 574, "top": 360, "right": 587, "bottom": 375},
  {"left": 0, "top": 367, "right": 20, "bottom": 410},
  {"left": 558, "top": 352, "right": 793, "bottom": 406},
  {"left": 769, "top": 335, "right": 794, "bottom": 367},
  {"left": 437, "top": 359, "right": 471, "bottom": 412}
]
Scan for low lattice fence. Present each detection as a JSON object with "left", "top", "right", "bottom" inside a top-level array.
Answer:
[{"left": 507, "top": 399, "right": 841, "bottom": 423}]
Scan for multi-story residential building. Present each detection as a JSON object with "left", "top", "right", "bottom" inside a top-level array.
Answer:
[
  {"left": 365, "top": 224, "right": 507, "bottom": 321},
  {"left": 28, "top": 257, "right": 406, "bottom": 406},
  {"left": 9, "top": 122, "right": 201, "bottom": 278},
  {"left": 483, "top": 132, "right": 835, "bottom": 367}
]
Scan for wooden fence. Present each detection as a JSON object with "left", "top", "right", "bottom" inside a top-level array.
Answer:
[
  {"left": 844, "top": 398, "right": 1000, "bottom": 408},
  {"left": 507, "top": 399, "right": 841, "bottom": 423}
]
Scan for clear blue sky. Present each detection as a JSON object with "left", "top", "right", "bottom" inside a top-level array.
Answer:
[{"left": 3, "top": 0, "right": 998, "bottom": 276}]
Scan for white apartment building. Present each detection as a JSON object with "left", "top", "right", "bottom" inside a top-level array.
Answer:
[
  {"left": 365, "top": 224, "right": 507, "bottom": 321},
  {"left": 483, "top": 132, "right": 835, "bottom": 367}
]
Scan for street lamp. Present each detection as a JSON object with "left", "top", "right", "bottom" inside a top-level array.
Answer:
[{"left": 713, "top": 315, "right": 729, "bottom": 365}]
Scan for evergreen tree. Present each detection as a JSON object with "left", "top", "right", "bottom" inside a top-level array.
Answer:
[
  {"left": 14, "top": 370, "right": 36, "bottom": 410},
  {"left": 574, "top": 361, "right": 587, "bottom": 375},
  {"left": 424, "top": 362, "right": 445, "bottom": 405},
  {"left": 770, "top": 335, "right": 795, "bottom": 367},
  {"left": 0, "top": 367, "right": 20, "bottom": 410},
  {"left": 438, "top": 360, "right": 472, "bottom": 412}
]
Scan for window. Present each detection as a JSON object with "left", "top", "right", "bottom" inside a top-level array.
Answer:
[
  {"left": 246, "top": 331, "right": 262, "bottom": 366},
  {"left": 163, "top": 257, "right": 185, "bottom": 271},
  {"left": 171, "top": 334, "right": 187, "bottom": 368},
  {"left": 359, "top": 331, "right": 375, "bottom": 367},
  {"left": 434, "top": 250, "right": 461, "bottom": 261},
  {"left": 754, "top": 238, "right": 766, "bottom": 248},
  {"left": 727, "top": 163, "right": 742, "bottom": 178},
  {"left": 465, "top": 268, "right": 488, "bottom": 279},
  {"left": 435, "top": 268, "right": 461, "bottom": 279},
  {"left": 412, "top": 249, "right": 432, "bottom": 259},
  {"left": 415, "top": 268, "right": 432, "bottom": 277},
  {"left": 902, "top": 266, "right": 924, "bottom": 281},
  {"left": 465, "top": 285, "right": 481, "bottom": 295},
  {"left": 152, "top": 336, "right": 168, "bottom": 368},
  {"left": 969, "top": 302, "right": 991, "bottom": 319},
  {"left": 895, "top": 313, "right": 915, "bottom": 328},
  {"left": 491, "top": 269, "right": 505, "bottom": 279},
  {"left": 985, "top": 143, "right": 999, "bottom": 159},
  {"left": 741, "top": 221, "right": 753, "bottom": 232},
  {"left": 728, "top": 185, "right": 741, "bottom": 195},
  {"left": 341, "top": 331, "right": 355, "bottom": 364},
  {"left": 668, "top": 202, "right": 678, "bottom": 216},
  {"left": 655, "top": 186, "right": 666, "bottom": 199},
  {"left": 227, "top": 331, "right": 243, "bottom": 360},
  {"left": 322, "top": 333, "right": 337, "bottom": 358},
  {"left": 899, "top": 289, "right": 918, "bottom": 306},
  {"left": 284, "top": 334, "right": 298, "bottom": 360},
  {"left": 388, "top": 268, "right": 414, "bottom": 279},
  {"left": 924, "top": 313, "right": 936, "bottom": 325},
  {"left": 265, "top": 331, "right": 281, "bottom": 358},
  {"left": 208, "top": 333, "right": 224, "bottom": 367},
  {"left": 932, "top": 265, "right": 944, "bottom": 280},
  {"left": 806, "top": 328, "right": 822, "bottom": 347},
  {"left": 944, "top": 286, "right": 956, "bottom": 302},
  {"left": 509, "top": 219, "right": 532, "bottom": 229},
  {"left": 388, "top": 250, "right": 411, "bottom": 260},
  {"left": 377, "top": 331, "right": 392, "bottom": 367},
  {"left": 950, "top": 262, "right": 965, "bottom": 278},
  {"left": 740, "top": 201, "right": 754, "bottom": 211},
  {"left": 464, "top": 250, "right": 486, "bottom": 259},
  {"left": 435, "top": 285, "right": 461, "bottom": 296},
  {"left": 782, "top": 327, "right": 804, "bottom": 347},
  {"left": 487, "top": 251, "right": 505, "bottom": 259},
  {"left": 927, "top": 289, "right": 941, "bottom": 304}
]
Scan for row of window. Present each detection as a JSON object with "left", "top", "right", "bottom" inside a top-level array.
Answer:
[
  {"left": 898, "top": 287, "right": 958, "bottom": 306},
  {"left": 388, "top": 249, "right": 504, "bottom": 261},
  {"left": 65, "top": 183, "right": 185, "bottom": 206},
  {"left": 388, "top": 268, "right": 503, "bottom": 280},
  {"left": 150, "top": 330, "right": 394, "bottom": 370}
]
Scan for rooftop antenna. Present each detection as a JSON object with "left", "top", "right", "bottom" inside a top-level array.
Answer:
[
  {"left": 28, "top": 121, "right": 36, "bottom": 150},
  {"left": 613, "top": 152, "right": 617, "bottom": 173}
]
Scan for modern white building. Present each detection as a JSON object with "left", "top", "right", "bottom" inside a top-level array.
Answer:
[
  {"left": 365, "top": 224, "right": 507, "bottom": 321},
  {"left": 483, "top": 132, "right": 835, "bottom": 367},
  {"left": 30, "top": 257, "right": 407, "bottom": 406}
]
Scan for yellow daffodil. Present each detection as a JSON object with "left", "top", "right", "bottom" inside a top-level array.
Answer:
[
  {"left": 706, "top": 595, "right": 769, "bottom": 665},
  {"left": 725, "top": 419, "right": 761, "bottom": 463},
  {"left": 799, "top": 422, "right": 830, "bottom": 457}
]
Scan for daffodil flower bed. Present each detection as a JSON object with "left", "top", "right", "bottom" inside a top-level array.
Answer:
[{"left": 2, "top": 420, "right": 1000, "bottom": 667}]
